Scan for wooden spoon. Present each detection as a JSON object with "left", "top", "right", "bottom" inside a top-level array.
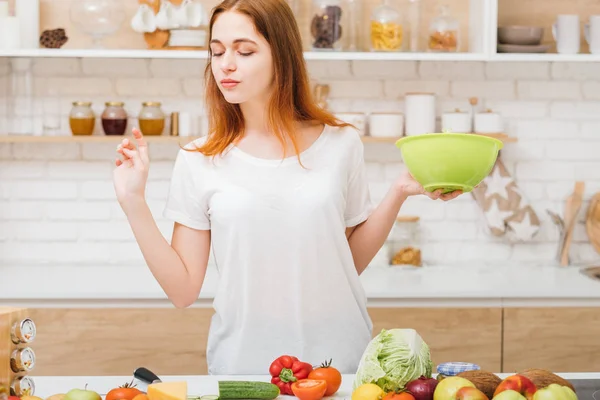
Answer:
[
  {"left": 586, "top": 192, "right": 600, "bottom": 254},
  {"left": 560, "top": 181, "right": 585, "bottom": 266}
]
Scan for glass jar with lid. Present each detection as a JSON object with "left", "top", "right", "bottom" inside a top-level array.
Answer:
[
  {"left": 310, "top": 0, "right": 346, "bottom": 51},
  {"left": 138, "top": 101, "right": 165, "bottom": 136},
  {"left": 428, "top": 5, "right": 460, "bottom": 52},
  {"left": 69, "top": 101, "right": 95, "bottom": 136},
  {"left": 102, "top": 101, "right": 128, "bottom": 136},
  {"left": 388, "top": 215, "right": 422, "bottom": 267},
  {"left": 370, "top": 0, "right": 404, "bottom": 52}
]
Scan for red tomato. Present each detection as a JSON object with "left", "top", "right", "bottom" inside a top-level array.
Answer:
[
  {"left": 291, "top": 379, "right": 328, "bottom": 400},
  {"left": 105, "top": 381, "right": 143, "bottom": 400},
  {"left": 308, "top": 359, "right": 342, "bottom": 396}
]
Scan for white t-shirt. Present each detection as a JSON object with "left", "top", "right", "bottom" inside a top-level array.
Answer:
[{"left": 163, "top": 124, "right": 374, "bottom": 375}]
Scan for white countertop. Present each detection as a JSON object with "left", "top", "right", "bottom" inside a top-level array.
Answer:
[
  {"left": 29, "top": 373, "right": 600, "bottom": 399},
  {"left": 2, "top": 263, "right": 600, "bottom": 307}
]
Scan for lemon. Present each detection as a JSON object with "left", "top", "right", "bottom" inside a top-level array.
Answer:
[{"left": 352, "top": 383, "right": 385, "bottom": 400}]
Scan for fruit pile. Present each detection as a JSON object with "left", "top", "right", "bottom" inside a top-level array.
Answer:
[{"left": 351, "top": 368, "right": 579, "bottom": 400}]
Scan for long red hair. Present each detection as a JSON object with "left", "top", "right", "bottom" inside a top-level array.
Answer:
[{"left": 187, "top": 0, "right": 351, "bottom": 161}]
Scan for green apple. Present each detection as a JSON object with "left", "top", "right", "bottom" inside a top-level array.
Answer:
[
  {"left": 532, "top": 384, "right": 577, "bottom": 400},
  {"left": 492, "top": 390, "right": 526, "bottom": 400},
  {"left": 64, "top": 387, "right": 101, "bottom": 400},
  {"left": 433, "top": 376, "right": 475, "bottom": 400}
]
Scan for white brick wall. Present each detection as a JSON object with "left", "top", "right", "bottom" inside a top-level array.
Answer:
[{"left": 1, "top": 58, "right": 600, "bottom": 274}]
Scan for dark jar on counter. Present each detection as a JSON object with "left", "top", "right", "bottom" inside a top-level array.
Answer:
[
  {"left": 69, "top": 101, "right": 95, "bottom": 136},
  {"left": 101, "top": 101, "right": 128, "bottom": 136},
  {"left": 138, "top": 101, "right": 166, "bottom": 136}
]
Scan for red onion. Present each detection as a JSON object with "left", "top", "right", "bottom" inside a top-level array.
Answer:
[{"left": 405, "top": 376, "right": 438, "bottom": 400}]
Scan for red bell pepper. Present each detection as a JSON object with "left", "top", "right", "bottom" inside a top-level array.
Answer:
[{"left": 269, "top": 355, "right": 313, "bottom": 395}]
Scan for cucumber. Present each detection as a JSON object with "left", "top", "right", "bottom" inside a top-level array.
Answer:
[{"left": 218, "top": 381, "right": 280, "bottom": 400}]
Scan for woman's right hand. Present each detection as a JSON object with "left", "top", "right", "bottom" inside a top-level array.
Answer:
[{"left": 113, "top": 128, "right": 150, "bottom": 209}]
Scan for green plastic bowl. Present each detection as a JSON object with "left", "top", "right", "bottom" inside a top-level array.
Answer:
[{"left": 395, "top": 133, "right": 504, "bottom": 194}]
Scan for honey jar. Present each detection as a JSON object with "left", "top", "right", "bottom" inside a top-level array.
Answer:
[
  {"left": 69, "top": 101, "right": 95, "bottom": 136},
  {"left": 102, "top": 101, "right": 128, "bottom": 136},
  {"left": 138, "top": 102, "right": 165, "bottom": 136}
]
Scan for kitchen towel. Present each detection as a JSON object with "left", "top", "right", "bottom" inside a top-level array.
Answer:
[{"left": 471, "top": 158, "right": 540, "bottom": 242}]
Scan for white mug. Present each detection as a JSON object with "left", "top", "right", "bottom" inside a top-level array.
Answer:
[
  {"left": 585, "top": 15, "right": 600, "bottom": 54},
  {"left": 552, "top": 14, "right": 580, "bottom": 54}
]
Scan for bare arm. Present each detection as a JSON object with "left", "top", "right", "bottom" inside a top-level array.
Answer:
[
  {"left": 115, "top": 128, "right": 211, "bottom": 309},
  {"left": 123, "top": 200, "right": 211, "bottom": 308},
  {"left": 345, "top": 170, "right": 463, "bottom": 274},
  {"left": 346, "top": 185, "right": 407, "bottom": 275}
]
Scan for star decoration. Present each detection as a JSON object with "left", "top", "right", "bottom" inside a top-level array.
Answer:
[
  {"left": 484, "top": 166, "right": 514, "bottom": 200},
  {"left": 507, "top": 211, "right": 540, "bottom": 241},
  {"left": 484, "top": 198, "right": 514, "bottom": 233}
]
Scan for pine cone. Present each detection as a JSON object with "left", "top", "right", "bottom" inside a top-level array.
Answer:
[{"left": 40, "top": 28, "right": 68, "bottom": 49}]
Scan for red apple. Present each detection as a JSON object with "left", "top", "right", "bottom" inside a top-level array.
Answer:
[
  {"left": 455, "top": 387, "right": 489, "bottom": 400},
  {"left": 493, "top": 375, "right": 537, "bottom": 400}
]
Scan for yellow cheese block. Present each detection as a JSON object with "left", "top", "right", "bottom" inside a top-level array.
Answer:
[{"left": 148, "top": 381, "right": 188, "bottom": 400}]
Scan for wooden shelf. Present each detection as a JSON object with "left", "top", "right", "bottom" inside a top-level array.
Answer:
[{"left": 0, "top": 132, "right": 517, "bottom": 144}]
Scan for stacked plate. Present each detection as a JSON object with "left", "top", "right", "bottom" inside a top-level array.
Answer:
[{"left": 497, "top": 25, "right": 550, "bottom": 53}]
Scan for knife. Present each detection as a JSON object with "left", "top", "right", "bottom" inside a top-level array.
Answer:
[{"left": 132, "top": 367, "right": 162, "bottom": 393}]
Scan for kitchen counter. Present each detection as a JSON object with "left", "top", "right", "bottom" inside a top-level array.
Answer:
[
  {"left": 30, "top": 373, "right": 600, "bottom": 399},
  {"left": 2, "top": 263, "right": 600, "bottom": 308}
]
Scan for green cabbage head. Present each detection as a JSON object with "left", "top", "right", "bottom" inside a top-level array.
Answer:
[{"left": 353, "top": 328, "right": 434, "bottom": 392}]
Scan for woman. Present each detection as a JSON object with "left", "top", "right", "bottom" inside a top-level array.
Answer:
[{"left": 113, "top": 0, "right": 462, "bottom": 375}]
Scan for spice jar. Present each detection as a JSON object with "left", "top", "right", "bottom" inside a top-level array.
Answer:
[
  {"left": 389, "top": 215, "right": 422, "bottom": 267},
  {"left": 310, "top": 0, "right": 345, "bottom": 50},
  {"left": 370, "top": 0, "right": 403, "bottom": 52},
  {"left": 101, "top": 101, "right": 128, "bottom": 136},
  {"left": 69, "top": 101, "right": 95, "bottom": 136},
  {"left": 138, "top": 101, "right": 165, "bottom": 136},
  {"left": 428, "top": 5, "right": 460, "bottom": 52}
]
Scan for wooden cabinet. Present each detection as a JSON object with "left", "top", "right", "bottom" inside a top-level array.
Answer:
[
  {"left": 25, "top": 306, "right": 600, "bottom": 376},
  {"left": 369, "top": 308, "right": 502, "bottom": 372},
  {"left": 27, "top": 308, "right": 213, "bottom": 376},
  {"left": 503, "top": 307, "right": 600, "bottom": 373},
  {"left": 27, "top": 307, "right": 502, "bottom": 376}
]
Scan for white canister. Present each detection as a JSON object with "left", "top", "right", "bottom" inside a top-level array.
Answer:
[
  {"left": 441, "top": 109, "right": 472, "bottom": 133},
  {"left": 15, "top": 0, "right": 39, "bottom": 49},
  {"left": 335, "top": 112, "right": 366, "bottom": 136},
  {"left": 369, "top": 112, "right": 404, "bottom": 137},
  {"left": 474, "top": 109, "right": 503, "bottom": 133},
  {"left": 404, "top": 92, "right": 436, "bottom": 136},
  {"left": 0, "top": 16, "right": 20, "bottom": 49}
]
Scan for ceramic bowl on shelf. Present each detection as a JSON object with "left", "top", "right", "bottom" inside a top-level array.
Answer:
[
  {"left": 498, "top": 25, "right": 544, "bottom": 45},
  {"left": 395, "top": 132, "right": 503, "bottom": 194}
]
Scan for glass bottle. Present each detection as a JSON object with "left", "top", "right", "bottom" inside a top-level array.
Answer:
[
  {"left": 101, "top": 101, "right": 128, "bottom": 136},
  {"left": 310, "top": 0, "right": 345, "bottom": 51},
  {"left": 389, "top": 215, "right": 422, "bottom": 267},
  {"left": 428, "top": 5, "right": 460, "bottom": 52},
  {"left": 138, "top": 102, "right": 165, "bottom": 136},
  {"left": 370, "top": 0, "right": 403, "bottom": 52},
  {"left": 69, "top": 101, "right": 95, "bottom": 136}
]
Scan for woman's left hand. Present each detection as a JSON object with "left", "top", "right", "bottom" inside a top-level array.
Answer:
[{"left": 394, "top": 170, "right": 464, "bottom": 201}]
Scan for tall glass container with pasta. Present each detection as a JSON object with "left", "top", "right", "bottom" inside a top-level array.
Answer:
[{"left": 369, "top": 0, "right": 404, "bottom": 52}]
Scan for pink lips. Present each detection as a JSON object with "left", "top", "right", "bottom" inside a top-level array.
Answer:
[{"left": 220, "top": 79, "right": 240, "bottom": 88}]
